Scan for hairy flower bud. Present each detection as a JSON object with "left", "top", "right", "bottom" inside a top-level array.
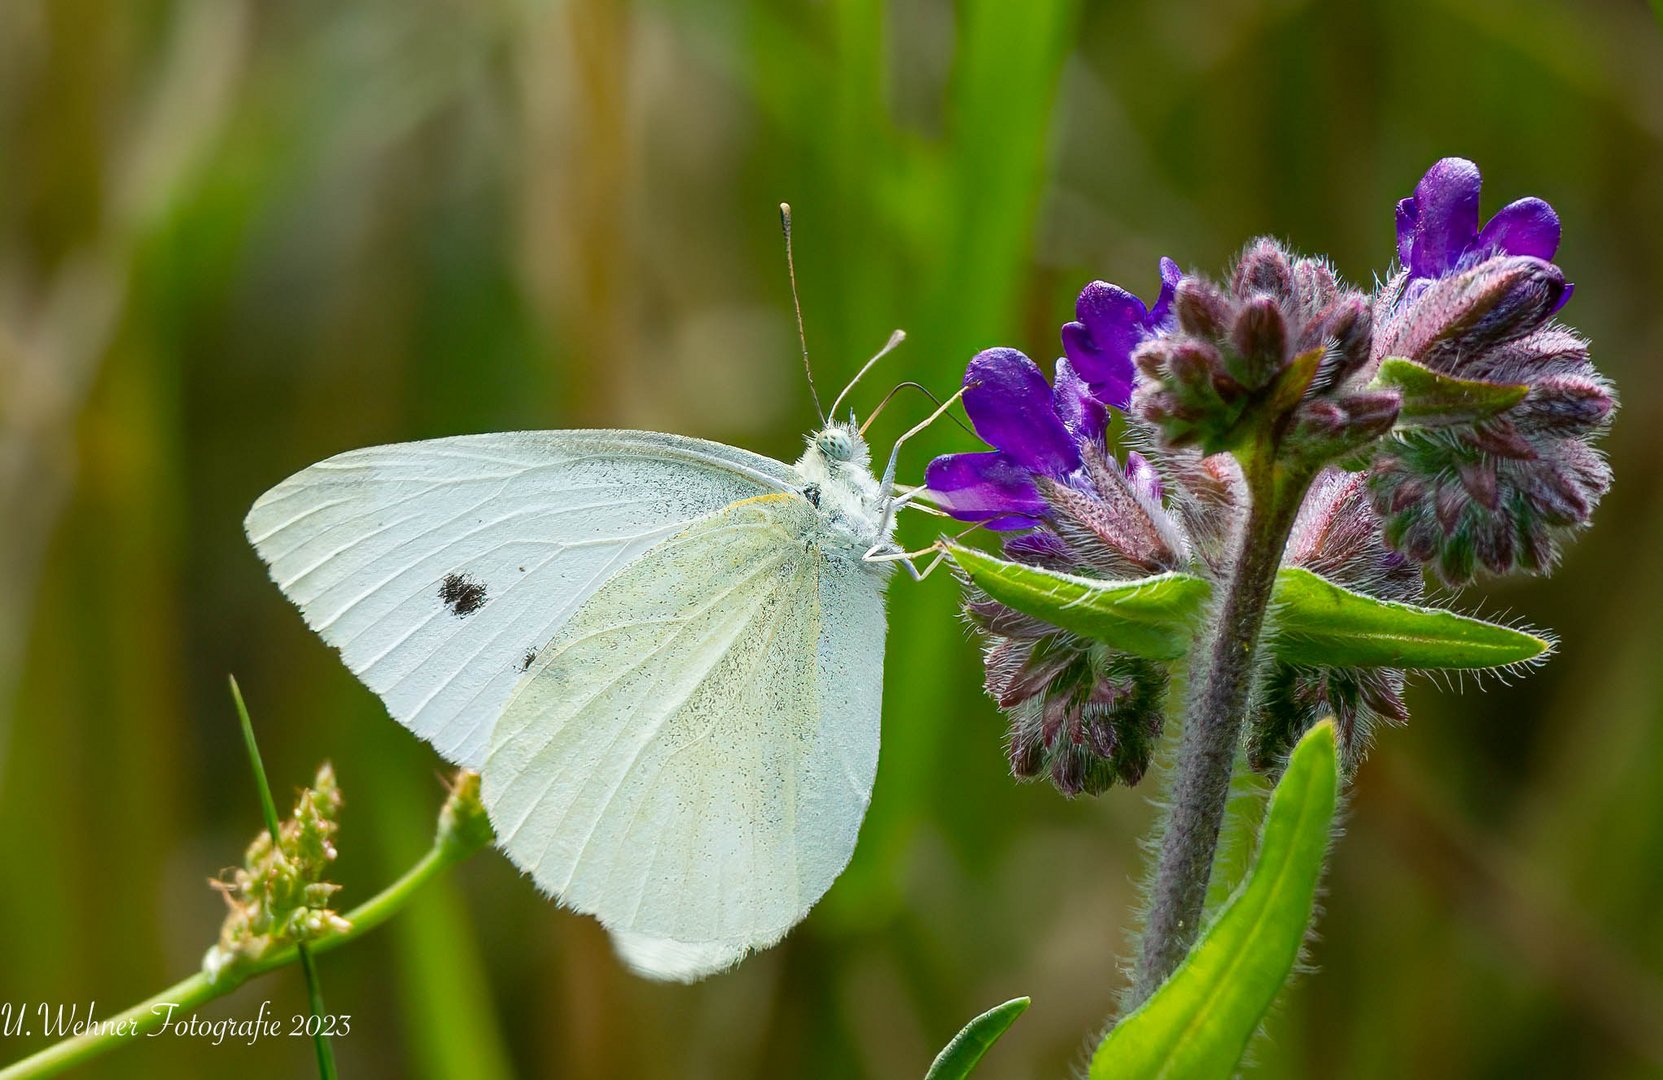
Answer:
[
  {"left": 1370, "top": 281, "right": 1613, "bottom": 584},
  {"left": 970, "top": 601, "right": 1169, "bottom": 796},
  {"left": 1035, "top": 463, "right": 1181, "bottom": 579},
  {"left": 1132, "top": 239, "right": 1399, "bottom": 463},
  {"left": 1376, "top": 256, "right": 1567, "bottom": 367}
]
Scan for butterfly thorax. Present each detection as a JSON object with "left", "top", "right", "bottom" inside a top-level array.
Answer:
[{"left": 793, "top": 422, "right": 897, "bottom": 566}]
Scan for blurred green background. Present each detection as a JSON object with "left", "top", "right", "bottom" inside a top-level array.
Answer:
[{"left": 3, "top": 0, "right": 1662, "bottom": 1076}]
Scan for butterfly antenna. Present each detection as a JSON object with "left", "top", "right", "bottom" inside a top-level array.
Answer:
[
  {"left": 780, "top": 203, "right": 824, "bottom": 424},
  {"left": 828, "top": 329, "right": 906, "bottom": 422}
]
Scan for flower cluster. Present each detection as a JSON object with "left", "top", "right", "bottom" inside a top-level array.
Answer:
[
  {"left": 928, "top": 157, "right": 1614, "bottom": 793},
  {"left": 1369, "top": 161, "right": 1614, "bottom": 584},
  {"left": 926, "top": 276, "right": 1188, "bottom": 795},
  {"left": 204, "top": 763, "right": 351, "bottom": 981},
  {"left": 969, "top": 592, "right": 1169, "bottom": 795},
  {"left": 1132, "top": 240, "right": 1400, "bottom": 466}
]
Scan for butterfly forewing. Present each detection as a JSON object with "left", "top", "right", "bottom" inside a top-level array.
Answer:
[{"left": 244, "top": 431, "right": 796, "bottom": 767}]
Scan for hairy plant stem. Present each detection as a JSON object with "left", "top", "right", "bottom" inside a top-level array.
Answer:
[
  {"left": 1130, "top": 446, "right": 1312, "bottom": 1005},
  {"left": 0, "top": 813, "right": 488, "bottom": 1080}
]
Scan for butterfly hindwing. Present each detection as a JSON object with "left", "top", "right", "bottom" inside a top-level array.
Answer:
[{"left": 484, "top": 493, "right": 885, "bottom": 980}]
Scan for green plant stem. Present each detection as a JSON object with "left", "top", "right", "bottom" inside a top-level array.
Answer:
[
  {"left": 229, "top": 676, "right": 337, "bottom": 1080},
  {"left": 1130, "top": 449, "right": 1312, "bottom": 1005},
  {"left": 0, "top": 833, "right": 481, "bottom": 1080}
]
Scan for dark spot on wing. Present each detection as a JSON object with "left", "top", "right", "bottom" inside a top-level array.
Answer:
[
  {"left": 802, "top": 483, "right": 821, "bottom": 508},
  {"left": 519, "top": 647, "right": 537, "bottom": 672},
  {"left": 438, "top": 572, "right": 487, "bottom": 616}
]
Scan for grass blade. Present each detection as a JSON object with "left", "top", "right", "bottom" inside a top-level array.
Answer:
[{"left": 229, "top": 676, "right": 338, "bottom": 1080}]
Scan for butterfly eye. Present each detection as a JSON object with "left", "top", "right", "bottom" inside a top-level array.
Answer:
[{"left": 817, "top": 429, "right": 854, "bottom": 462}]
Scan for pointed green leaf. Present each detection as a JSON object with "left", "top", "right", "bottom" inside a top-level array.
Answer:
[
  {"left": 945, "top": 543, "right": 1209, "bottom": 660},
  {"left": 1269, "top": 567, "right": 1550, "bottom": 669},
  {"left": 1373, "top": 356, "right": 1526, "bottom": 427},
  {"left": 1266, "top": 346, "right": 1324, "bottom": 416},
  {"left": 1090, "top": 722, "right": 1340, "bottom": 1080},
  {"left": 925, "top": 996, "right": 1031, "bottom": 1080},
  {"left": 945, "top": 546, "right": 1548, "bottom": 671}
]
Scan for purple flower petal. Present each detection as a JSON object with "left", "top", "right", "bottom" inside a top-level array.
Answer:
[
  {"left": 1477, "top": 196, "right": 1560, "bottom": 261},
  {"left": 1124, "top": 450, "right": 1163, "bottom": 503},
  {"left": 924, "top": 450, "right": 1046, "bottom": 527},
  {"left": 963, "top": 348, "right": 1080, "bottom": 477},
  {"left": 1395, "top": 197, "right": 1417, "bottom": 265},
  {"left": 1061, "top": 281, "right": 1148, "bottom": 407},
  {"left": 1052, "top": 358, "right": 1107, "bottom": 445},
  {"left": 1552, "top": 280, "right": 1574, "bottom": 315},
  {"left": 1147, "top": 257, "right": 1184, "bottom": 329},
  {"left": 1407, "top": 157, "right": 1482, "bottom": 280}
]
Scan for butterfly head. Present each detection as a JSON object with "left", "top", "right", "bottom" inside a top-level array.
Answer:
[
  {"left": 797, "top": 421, "right": 884, "bottom": 535},
  {"left": 815, "top": 426, "right": 854, "bottom": 463},
  {"left": 810, "top": 421, "right": 871, "bottom": 470}
]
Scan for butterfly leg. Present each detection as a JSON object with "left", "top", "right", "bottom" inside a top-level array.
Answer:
[
  {"left": 862, "top": 540, "right": 950, "bottom": 581},
  {"left": 877, "top": 386, "right": 969, "bottom": 492},
  {"left": 889, "top": 487, "right": 949, "bottom": 517},
  {"left": 863, "top": 521, "right": 983, "bottom": 580},
  {"left": 874, "top": 386, "right": 969, "bottom": 535}
]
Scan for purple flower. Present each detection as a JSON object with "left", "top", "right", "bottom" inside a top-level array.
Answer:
[
  {"left": 925, "top": 348, "right": 1097, "bottom": 530},
  {"left": 1060, "top": 258, "right": 1182, "bottom": 408},
  {"left": 1396, "top": 157, "right": 1567, "bottom": 306},
  {"left": 1372, "top": 163, "right": 1614, "bottom": 585}
]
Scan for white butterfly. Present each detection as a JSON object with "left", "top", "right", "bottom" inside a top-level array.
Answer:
[{"left": 244, "top": 323, "right": 960, "bottom": 981}]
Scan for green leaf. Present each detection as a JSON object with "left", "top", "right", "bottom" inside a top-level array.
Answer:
[
  {"left": 1269, "top": 567, "right": 1550, "bottom": 669},
  {"left": 945, "top": 546, "right": 1548, "bottom": 671},
  {"left": 925, "top": 996, "right": 1032, "bottom": 1080},
  {"left": 1090, "top": 722, "right": 1340, "bottom": 1080},
  {"left": 1373, "top": 356, "right": 1526, "bottom": 427},
  {"left": 945, "top": 543, "right": 1209, "bottom": 660}
]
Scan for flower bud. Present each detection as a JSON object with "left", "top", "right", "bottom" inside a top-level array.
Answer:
[
  {"left": 1133, "top": 238, "right": 1398, "bottom": 464},
  {"left": 1377, "top": 256, "right": 1567, "bottom": 367},
  {"left": 204, "top": 763, "right": 350, "bottom": 982},
  {"left": 1368, "top": 261, "right": 1614, "bottom": 585},
  {"left": 1231, "top": 238, "right": 1295, "bottom": 302},
  {"left": 1230, "top": 297, "right": 1290, "bottom": 389},
  {"left": 1248, "top": 664, "right": 1409, "bottom": 775},
  {"left": 982, "top": 623, "right": 1168, "bottom": 797},
  {"left": 1175, "top": 278, "right": 1233, "bottom": 339},
  {"left": 438, "top": 769, "right": 493, "bottom": 854}
]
